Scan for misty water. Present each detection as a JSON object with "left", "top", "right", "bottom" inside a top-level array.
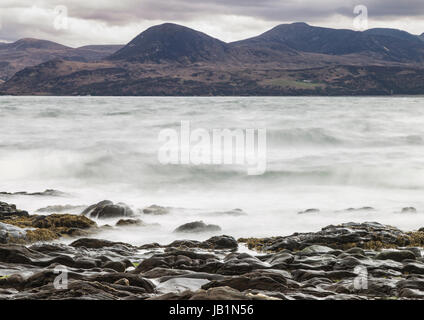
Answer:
[{"left": 1, "top": 96, "right": 424, "bottom": 245}]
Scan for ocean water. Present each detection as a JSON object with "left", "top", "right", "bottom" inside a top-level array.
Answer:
[{"left": 1, "top": 96, "right": 424, "bottom": 245}]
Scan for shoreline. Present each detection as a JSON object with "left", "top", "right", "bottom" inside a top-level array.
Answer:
[{"left": 2, "top": 200, "right": 424, "bottom": 300}]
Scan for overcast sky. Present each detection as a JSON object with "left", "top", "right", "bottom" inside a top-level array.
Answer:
[{"left": 1, "top": 0, "right": 424, "bottom": 47}]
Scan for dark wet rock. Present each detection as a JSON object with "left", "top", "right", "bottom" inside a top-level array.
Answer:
[
  {"left": 138, "top": 243, "right": 161, "bottom": 250},
  {"left": 114, "top": 278, "right": 130, "bottom": 286},
  {"left": 102, "top": 261, "right": 127, "bottom": 272},
  {"left": 82, "top": 200, "right": 134, "bottom": 219},
  {"left": 1, "top": 213, "right": 97, "bottom": 243},
  {"left": 142, "top": 268, "right": 195, "bottom": 279},
  {"left": 298, "top": 208, "right": 320, "bottom": 215},
  {"left": 36, "top": 204, "right": 86, "bottom": 214},
  {"left": 0, "top": 245, "right": 42, "bottom": 264},
  {"left": 292, "top": 269, "right": 357, "bottom": 282},
  {"left": 150, "top": 286, "right": 254, "bottom": 300},
  {"left": 70, "top": 238, "right": 135, "bottom": 250},
  {"left": 174, "top": 221, "right": 221, "bottom": 233},
  {"left": 143, "top": 205, "right": 170, "bottom": 215},
  {"left": 399, "top": 288, "right": 424, "bottom": 298},
  {"left": 266, "top": 252, "right": 295, "bottom": 268},
  {"left": 397, "top": 278, "right": 424, "bottom": 292},
  {"left": 202, "top": 235, "right": 238, "bottom": 250},
  {"left": 89, "top": 273, "right": 155, "bottom": 293},
  {"left": 375, "top": 250, "right": 417, "bottom": 262},
  {"left": 0, "top": 223, "right": 26, "bottom": 244},
  {"left": 345, "top": 247, "right": 366, "bottom": 256},
  {"left": 0, "top": 202, "right": 29, "bottom": 219},
  {"left": 4, "top": 220, "right": 424, "bottom": 300},
  {"left": 401, "top": 207, "right": 417, "bottom": 214},
  {"left": 402, "top": 262, "right": 424, "bottom": 275},
  {"left": 241, "top": 222, "right": 424, "bottom": 252},
  {"left": 202, "top": 274, "right": 287, "bottom": 293},
  {"left": 115, "top": 219, "right": 144, "bottom": 227},
  {"left": 216, "top": 253, "right": 271, "bottom": 276},
  {"left": 301, "top": 245, "right": 334, "bottom": 255}
]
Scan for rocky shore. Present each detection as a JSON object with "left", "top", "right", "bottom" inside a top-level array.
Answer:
[{"left": 2, "top": 200, "right": 424, "bottom": 300}]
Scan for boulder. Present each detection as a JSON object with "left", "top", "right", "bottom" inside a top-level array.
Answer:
[
  {"left": 375, "top": 250, "right": 417, "bottom": 262},
  {"left": 143, "top": 205, "right": 170, "bottom": 215},
  {"left": 82, "top": 200, "right": 134, "bottom": 219},
  {"left": 0, "top": 202, "right": 29, "bottom": 219},
  {"left": 298, "top": 208, "right": 320, "bottom": 215},
  {"left": 174, "top": 221, "right": 221, "bottom": 233},
  {"left": 202, "top": 235, "right": 238, "bottom": 250},
  {"left": 0, "top": 222, "right": 26, "bottom": 244},
  {"left": 115, "top": 219, "right": 144, "bottom": 227},
  {"left": 401, "top": 207, "right": 417, "bottom": 214},
  {"left": 207, "top": 209, "right": 247, "bottom": 216}
]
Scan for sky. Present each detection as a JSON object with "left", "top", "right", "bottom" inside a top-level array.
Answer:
[{"left": 0, "top": 0, "right": 424, "bottom": 47}]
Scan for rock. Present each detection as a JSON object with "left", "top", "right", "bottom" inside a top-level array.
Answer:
[
  {"left": 191, "top": 286, "right": 254, "bottom": 300},
  {"left": 402, "top": 262, "right": 424, "bottom": 275},
  {"left": 202, "top": 235, "right": 238, "bottom": 250},
  {"left": 242, "top": 222, "right": 423, "bottom": 252},
  {"left": 102, "top": 261, "right": 127, "bottom": 272},
  {"left": 0, "top": 202, "right": 29, "bottom": 219},
  {"left": 298, "top": 209, "right": 320, "bottom": 215},
  {"left": 0, "top": 189, "right": 67, "bottom": 197},
  {"left": 1, "top": 213, "right": 97, "bottom": 243},
  {"left": 115, "top": 219, "right": 144, "bottom": 227},
  {"left": 36, "top": 204, "right": 86, "bottom": 214},
  {"left": 345, "top": 247, "right": 366, "bottom": 256},
  {"left": 375, "top": 250, "right": 417, "bottom": 262},
  {"left": 399, "top": 288, "right": 424, "bottom": 298},
  {"left": 216, "top": 253, "right": 270, "bottom": 275},
  {"left": 267, "top": 252, "right": 295, "bottom": 267},
  {"left": 89, "top": 273, "right": 155, "bottom": 293},
  {"left": 202, "top": 274, "right": 287, "bottom": 293},
  {"left": 207, "top": 209, "right": 247, "bottom": 216},
  {"left": 70, "top": 238, "right": 134, "bottom": 249},
  {"left": 157, "top": 278, "right": 210, "bottom": 294},
  {"left": 82, "top": 200, "right": 134, "bottom": 219},
  {"left": 174, "top": 221, "right": 221, "bottom": 233},
  {"left": 31, "top": 214, "right": 96, "bottom": 230},
  {"left": 401, "top": 207, "right": 417, "bottom": 214},
  {"left": 0, "top": 223, "right": 26, "bottom": 244},
  {"left": 150, "top": 286, "right": 253, "bottom": 300},
  {"left": 143, "top": 205, "right": 170, "bottom": 215},
  {"left": 301, "top": 245, "right": 334, "bottom": 255},
  {"left": 114, "top": 278, "right": 130, "bottom": 286},
  {"left": 345, "top": 207, "right": 375, "bottom": 212}
]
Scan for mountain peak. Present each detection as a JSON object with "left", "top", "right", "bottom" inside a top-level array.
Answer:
[
  {"left": 6, "top": 38, "right": 70, "bottom": 50},
  {"left": 109, "top": 23, "right": 230, "bottom": 63},
  {"left": 364, "top": 28, "right": 422, "bottom": 43}
]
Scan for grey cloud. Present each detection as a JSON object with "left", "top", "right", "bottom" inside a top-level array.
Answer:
[
  {"left": 0, "top": 0, "right": 424, "bottom": 46},
  {"left": 46, "top": 0, "right": 424, "bottom": 24}
]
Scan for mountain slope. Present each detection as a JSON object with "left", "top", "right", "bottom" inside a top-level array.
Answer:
[
  {"left": 3, "top": 22, "right": 424, "bottom": 96},
  {"left": 109, "top": 23, "right": 231, "bottom": 63},
  {"left": 0, "top": 39, "right": 123, "bottom": 81},
  {"left": 232, "top": 23, "right": 424, "bottom": 62}
]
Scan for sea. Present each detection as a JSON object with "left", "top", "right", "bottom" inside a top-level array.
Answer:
[{"left": 1, "top": 96, "right": 424, "bottom": 245}]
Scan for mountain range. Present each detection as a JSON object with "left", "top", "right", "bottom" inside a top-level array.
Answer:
[{"left": 1, "top": 22, "right": 424, "bottom": 95}]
